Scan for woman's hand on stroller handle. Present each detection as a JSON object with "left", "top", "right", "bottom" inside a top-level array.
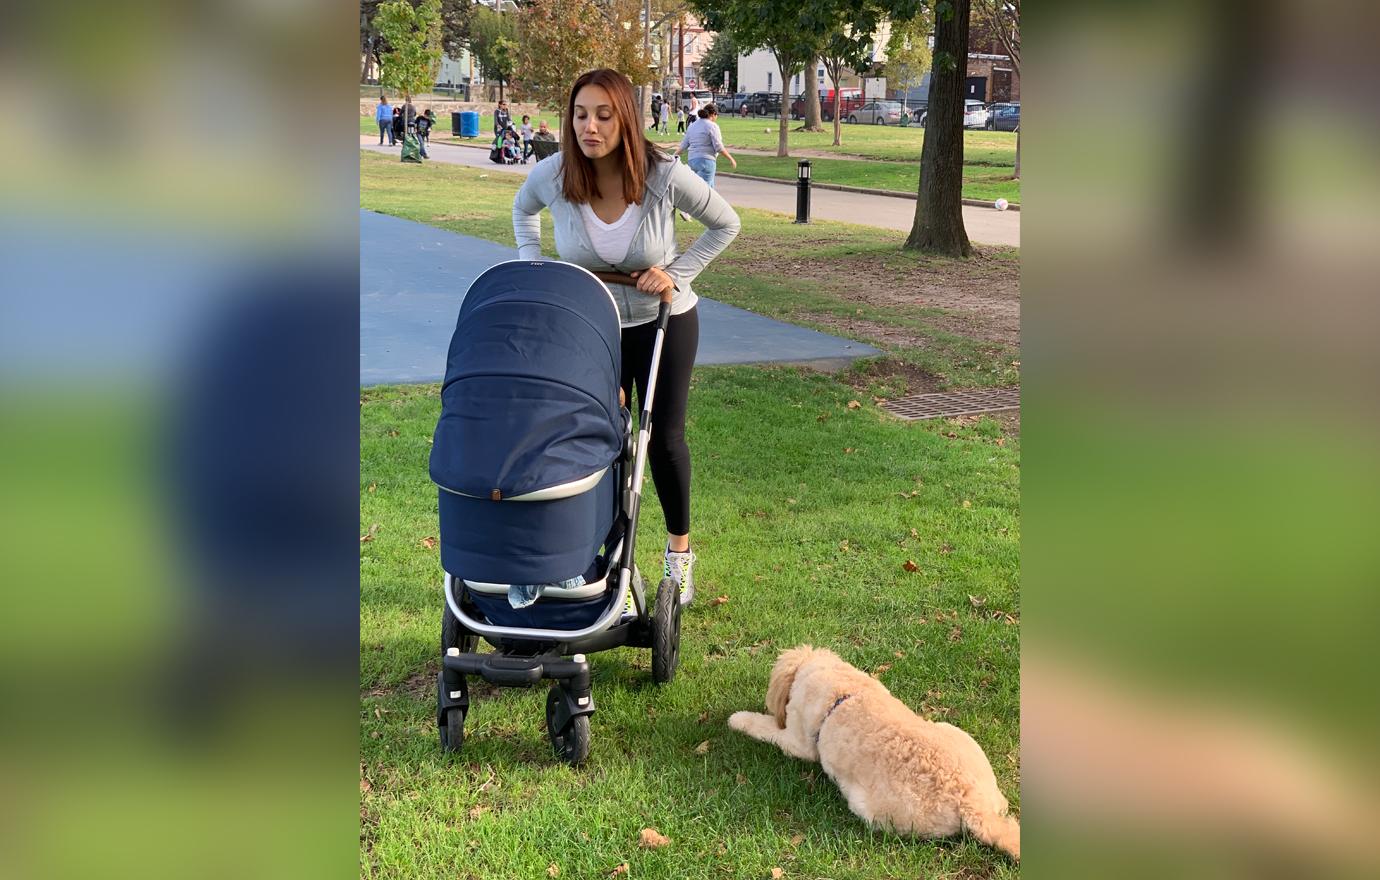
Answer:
[{"left": 629, "top": 266, "right": 675, "bottom": 301}]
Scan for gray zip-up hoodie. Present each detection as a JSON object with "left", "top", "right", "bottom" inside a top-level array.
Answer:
[{"left": 512, "top": 151, "right": 740, "bottom": 327}]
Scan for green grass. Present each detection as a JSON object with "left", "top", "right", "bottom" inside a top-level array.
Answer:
[
  {"left": 359, "top": 151, "right": 1019, "bottom": 390},
  {"left": 361, "top": 369, "right": 1019, "bottom": 879},
  {"left": 652, "top": 117, "right": 1017, "bottom": 166},
  {"left": 728, "top": 154, "right": 1019, "bottom": 204}
]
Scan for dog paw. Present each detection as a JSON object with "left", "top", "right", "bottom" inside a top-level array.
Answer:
[{"left": 727, "top": 711, "right": 756, "bottom": 733}]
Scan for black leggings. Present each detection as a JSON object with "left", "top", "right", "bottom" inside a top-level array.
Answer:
[{"left": 620, "top": 307, "right": 699, "bottom": 537}]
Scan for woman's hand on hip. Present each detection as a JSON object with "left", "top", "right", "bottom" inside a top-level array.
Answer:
[{"left": 629, "top": 266, "right": 675, "bottom": 297}]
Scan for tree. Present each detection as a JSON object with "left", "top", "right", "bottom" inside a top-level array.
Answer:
[
  {"left": 905, "top": 0, "right": 971, "bottom": 256},
  {"left": 973, "top": 0, "right": 1018, "bottom": 177},
  {"left": 689, "top": 0, "right": 834, "bottom": 157},
  {"left": 699, "top": 31, "right": 737, "bottom": 94},
  {"left": 884, "top": 15, "right": 931, "bottom": 121},
  {"left": 590, "top": 0, "right": 658, "bottom": 110},
  {"left": 471, "top": 4, "right": 519, "bottom": 101},
  {"left": 512, "top": 0, "right": 605, "bottom": 108},
  {"left": 801, "top": 67, "right": 823, "bottom": 132},
  {"left": 819, "top": 0, "right": 923, "bottom": 146},
  {"left": 376, "top": 0, "right": 444, "bottom": 123},
  {"left": 363, "top": 0, "right": 472, "bottom": 85}
]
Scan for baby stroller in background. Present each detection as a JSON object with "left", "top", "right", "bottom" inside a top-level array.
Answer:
[
  {"left": 488, "top": 126, "right": 524, "bottom": 165},
  {"left": 431, "top": 260, "right": 690, "bottom": 765}
]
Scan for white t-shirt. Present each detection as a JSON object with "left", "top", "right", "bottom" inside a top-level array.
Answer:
[{"left": 579, "top": 202, "right": 638, "bottom": 265}]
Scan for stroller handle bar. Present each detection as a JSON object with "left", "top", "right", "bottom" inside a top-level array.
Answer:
[{"left": 590, "top": 271, "right": 675, "bottom": 304}]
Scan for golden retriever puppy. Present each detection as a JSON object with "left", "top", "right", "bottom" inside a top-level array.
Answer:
[{"left": 728, "top": 645, "right": 1019, "bottom": 860}]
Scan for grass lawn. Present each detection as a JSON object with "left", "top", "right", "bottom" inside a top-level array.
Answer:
[
  {"left": 728, "top": 154, "right": 1019, "bottom": 204},
  {"left": 361, "top": 367, "right": 1020, "bottom": 879},
  {"left": 362, "top": 115, "right": 1020, "bottom": 202},
  {"left": 652, "top": 117, "right": 1018, "bottom": 167},
  {"left": 359, "top": 151, "right": 1019, "bottom": 390}
]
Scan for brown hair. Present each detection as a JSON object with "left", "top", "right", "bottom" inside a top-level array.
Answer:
[{"left": 561, "top": 68, "right": 668, "bottom": 205}]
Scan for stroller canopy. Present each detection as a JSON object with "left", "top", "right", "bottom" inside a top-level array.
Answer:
[{"left": 430, "top": 261, "right": 622, "bottom": 503}]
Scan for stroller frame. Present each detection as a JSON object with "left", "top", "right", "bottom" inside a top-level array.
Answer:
[{"left": 438, "top": 265, "right": 690, "bottom": 765}]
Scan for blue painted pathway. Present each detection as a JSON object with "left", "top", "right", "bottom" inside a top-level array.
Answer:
[{"left": 360, "top": 210, "right": 880, "bottom": 385}]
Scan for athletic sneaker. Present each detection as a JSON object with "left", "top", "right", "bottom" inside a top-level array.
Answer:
[{"left": 663, "top": 546, "right": 696, "bottom": 600}]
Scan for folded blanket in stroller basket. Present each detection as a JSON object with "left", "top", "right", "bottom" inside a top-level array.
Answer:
[{"left": 430, "top": 261, "right": 625, "bottom": 628}]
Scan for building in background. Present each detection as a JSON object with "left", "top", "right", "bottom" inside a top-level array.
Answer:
[{"left": 735, "top": 20, "right": 891, "bottom": 97}]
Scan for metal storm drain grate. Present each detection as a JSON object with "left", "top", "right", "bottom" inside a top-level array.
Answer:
[{"left": 881, "top": 387, "right": 1020, "bottom": 421}]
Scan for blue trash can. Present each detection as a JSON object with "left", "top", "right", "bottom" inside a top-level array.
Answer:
[{"left": 459, "top": 111, "right": 480, "bottom": 139}]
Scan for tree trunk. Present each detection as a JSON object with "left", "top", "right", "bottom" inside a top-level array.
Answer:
[
  {"left": 905, "top": 0, "right": 972, "bottom": 256},
  {"left": 772, "top": 50, "right": 793, "bottom": 157},
  {"left": 361, "top": 28, "right": 374, "bottom": 83},
  {"left": 803, "top": 65, "right": 823, "bottom": 131},
  {"left": 825, "top": 63, "right": 843, "bottom": 146}
]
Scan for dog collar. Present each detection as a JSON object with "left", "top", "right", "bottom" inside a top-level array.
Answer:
[{"left": 815, "top": 694, "right": 853, "bottom": 744}]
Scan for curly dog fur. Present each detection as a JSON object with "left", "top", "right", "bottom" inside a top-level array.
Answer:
[{"left": 729, "top": 645, "right": 1020, "bottom": 860}]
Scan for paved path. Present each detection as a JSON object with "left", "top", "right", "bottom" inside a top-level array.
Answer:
[
  {"left": 360, "top": 210, "right": 879, "bottom": 386},
  {"left": 360, "top": 137, "right": 1019, "bottom": 247}
]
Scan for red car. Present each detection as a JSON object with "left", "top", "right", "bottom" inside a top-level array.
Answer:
[{"left": 790, "top": 89, "right": 865, "bottom": 122}]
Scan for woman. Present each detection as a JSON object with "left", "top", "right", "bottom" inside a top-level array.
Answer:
[
  {"left": 512, "top": 68, "right": 741, "bottom": 602},
  {"left": 677, "top": 104, "right": 736, "bottom": 189}
]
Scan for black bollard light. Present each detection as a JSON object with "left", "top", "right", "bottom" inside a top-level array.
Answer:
[{"left": 794, "top": 160, "right": 812, "bottom": 224}]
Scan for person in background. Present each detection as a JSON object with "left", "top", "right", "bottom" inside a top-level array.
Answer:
[
  {"left": 519, "top": 114, "right": 535, "bottom": 162},
  {"left": 649, "top": 93, "right": 662, "bottom": 131},
  {"left": 494, "top": 99, "right": 511, "bottom": 136},
  {"left": 677, "top": 105, "right": 735, "bottom": 187},
  {"left": 391, "top": 105, "right": 405, "bottom": 145},
  {"left": 375, "top": 95, "right": 392, "bottom": 145},
  {"left": 414, "top": 106, "right": 432, "bottom": 159},
  {"left": 675, "top": 104, "right": 685, "bottom": 134},
  {"left": 534, "top": 119, "right": 557, "bottom": 142},
  {"left": 658, "top": 97, "right": 671, "bottom": 135}
]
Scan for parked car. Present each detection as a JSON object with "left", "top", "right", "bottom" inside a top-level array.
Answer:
[
  {"left": 719, "top": 92, "right": 750, "bottom": 114},
  {"left": 847, "top": 100, "right": 905, "bottom": 125},
  {"left": 986, "top": 101, "right": 1020, "bottom": 131},
  {"left": 744, "top": 91, "right": 782, "bottom": 116},
  {"left": 964, "top": 100, "right": 990, "bottom": 128},
  {"left": 790, "top": 89, "right": 865, "bottom": 121},
  {"left": 914, "top": 99, "right": 992, "bottom": 129}
]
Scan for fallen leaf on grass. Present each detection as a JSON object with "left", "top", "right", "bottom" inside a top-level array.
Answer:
[
  {"left": 949, "top": 626, "right": 963, "bottom": 642},
  {"left": 367, "top": 482, "right": 377, "bottom": 493},
  {"left": 871, "top": 663, "right": 892, "bottom": 678},
  {"left": 846, "top": 400, "right": 861, "bottom": 409},
  {"left": 843, "top": 447, "right": 855, "bottom": 454},
  {"left": 697, "top": 711, "right": 710, "bottom": 724},
  {"left": 387, "top": 429, "right": 399, "bottom": 437},
  {"left": 694, "top": 740, "right": 711, "bottom": 755},
  {"left": 468, "top": 806, "right": 488, "bottom": 820},
  {"left": 909, "top": 528, "right": 919, "bottom": 539},
  {"left": 961, "top": 499, "right": 972, "bottom": 509},
  {"left": 893, "top": 651, "right": 905, "bottom": 659},
  {"left": 735, "top": 773, "right": 747, "bottom": 785},
  {"left": 360, "top": 523, "right": 380, "bottom": 543},
  {"left": 789, "top": 833, "right": 804, "bottom": 847},
  {"left": 420, "top": 536, "right": 437, "bottom": 550},
  {"left": 709, "top": 595, "right": 729, "bottom": 607},
  {"left": 771, "top": 867, "right": 785, "bottom": 878},
  {"left": 547, "top": 864, "right": 559, "bottom": 877},
  {"left": 610, "top": 863, "right": 629, "bottom": 876},
  {"left": 995, "top": 437, "right": 1007, "bottom": 447},
  {"left": 941, "top": 542, "right": 954, "bottom": 554},
  {"left": 968, "top": 594, "right": 986, "bottom": 609},
  {"left": 639, "top": 828, "right": 671, "bottom": 848},
  {"left": 902, "top": 560, "right": 919, "bottom": 572}
]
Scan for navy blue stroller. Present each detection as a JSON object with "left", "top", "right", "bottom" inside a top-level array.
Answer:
[{"left": 430, "top": 260, "right": 690, "bottom": 764}]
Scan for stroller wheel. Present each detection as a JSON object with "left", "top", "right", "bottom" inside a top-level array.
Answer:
[
  {"left": 439, "top": 706, "right": 466, "bottom": 752},
  {"left": 651, "top": 577, "right": 682, "bottom": 684},
  {"left": 546, "top": 686, "right": 591, "bottom": 765}
]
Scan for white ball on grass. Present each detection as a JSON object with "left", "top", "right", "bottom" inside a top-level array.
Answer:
[
  {"left": 994, "top": 198, "right": 1009, "bottom": 211},
  {"left": 764, "top": 127, "right": 770, "bottom": 134}
]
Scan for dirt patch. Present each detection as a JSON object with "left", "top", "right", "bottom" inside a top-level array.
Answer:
[
  {"left": 801, "top": 313, "right": 929, "bottom": 351},
  {"left": 745, "top": 245, "right": 1020, "bottom": 348}
]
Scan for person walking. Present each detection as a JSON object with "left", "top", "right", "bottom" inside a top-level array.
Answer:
[
  {"left": 677, "top": 104, "right": 736, "bottom": 189},
  {"left": 375, "top": 95, "right": 393, "bottom": 145},
  {"left": 415, "top": 106, "right": 432, "bottom": 159},
  {"left": 519, "top": 114, "right": 535, "bottom": 162},
  {"left": 658, "top": 97, "right": 671, "bottom": 135},
  {"left": 512, "top": 68, "right": 740, "bottom": 603}
]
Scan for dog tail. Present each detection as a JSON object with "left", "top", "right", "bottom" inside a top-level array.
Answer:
[{"left": 960, "top": 802, "right": 1020, "bottom": 861}]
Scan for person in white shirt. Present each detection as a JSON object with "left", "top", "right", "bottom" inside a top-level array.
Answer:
[{"left": 658, "top": 98, "right": 671, "bottom": 134}]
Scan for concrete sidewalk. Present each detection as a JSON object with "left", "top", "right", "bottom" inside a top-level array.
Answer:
[
  {"left": 360, "top": 137, "right": 1019, "bottom": 247},
  {"left": 360, "top": 210, "right": 880, "bottom": 386}
]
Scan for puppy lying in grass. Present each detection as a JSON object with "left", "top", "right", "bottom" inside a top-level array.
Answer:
[{"left": 728, "top": 645, "right": 1020, "bottom": 860}]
